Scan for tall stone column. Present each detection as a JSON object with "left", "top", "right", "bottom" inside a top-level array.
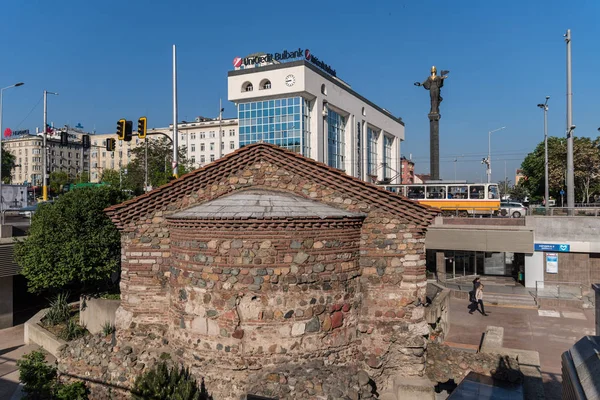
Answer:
[{"left": 429, "top": 113, "right": 440, "bottom": 180}]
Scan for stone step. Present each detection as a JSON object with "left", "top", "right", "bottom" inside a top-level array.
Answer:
[{"left": 482, "top": 293, "right": 537, "bottom": 307}]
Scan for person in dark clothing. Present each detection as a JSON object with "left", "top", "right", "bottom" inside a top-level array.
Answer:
[{"left": 469, "top": 277, "right": 481, "bottom": 303}]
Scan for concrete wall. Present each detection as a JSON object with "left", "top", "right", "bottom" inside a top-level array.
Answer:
[
  {"left": 525, "top": 252, "right": 544, "bottom": 289},
  {"left": 80, "top": 297, "right": 121, "bottom": 334},
  {"left": 0, "top": 276, "right": 13, "bottom": 328},
  {"left": 426, "top": 226, "right": 533, "bottom": 253},
  {"left": 531, "top": 216, "right": 600, "bottom": 253},
  {"left": 24, "top": 308, "right": 67, "bottom": 358}
]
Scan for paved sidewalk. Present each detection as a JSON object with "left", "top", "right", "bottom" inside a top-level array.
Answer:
[
  {"left": 444, "top": 297, "right": 596, "bottom": 400},
  {"left": 0, "top": 325, "right": 48, "bottom": 400}
]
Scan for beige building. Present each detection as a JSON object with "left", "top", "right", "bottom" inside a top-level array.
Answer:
[
  {"left": 3, "top": 131, "right": 89, "bottom": 186},
  {"left": 89, "top": 117, "right": 239, "bottom": 183}
]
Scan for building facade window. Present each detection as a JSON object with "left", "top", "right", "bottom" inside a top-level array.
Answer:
[
  {"left": 210, "top": 154, "right": 215, "bottom": 162},
  {"left": 229, "top": 129, "right": 235, "bottom": 137},
  {"left": 200, "top": 155, "right": 205, "bottom": 163},
  {"left": 230, "top": 141, "right": 235, "bottom": 149},
  {"left": 238, "top": 97, "right": 310, "bottom": 156},
  {"left": 191, "top": 156, "right": 195, "bottom": 163},
  {"left": 191, "top": 144, "right": 195, "bottom": 152},
  {"left": 327, "top": 108, "right": 345, "bottom": 170},
  {"left": 383, "top": 135, "right": 393, "bottom": 180},
  {"left": 367, "top": 127, "right": 378, "bottom": 176},
  {"left": 200, "top": 133, "right": 205, "bottom": 139},
  {"left": 210, "top": 143, "right": 214, "bottom": 151},
  {"left": 221, "top": 142, "right": 224, "bottom": 150},
  {"left": 260, "top": 79, "right": 271, "bottom": 90},
  {"left": 191, "top": 133, "right": 196, "bottom": 140},
  {"left": 200, "top": 143, "right": 205, "bottom": 151},
  {"left": 209, "top": 131, "right": 215, "bottom": 138}
]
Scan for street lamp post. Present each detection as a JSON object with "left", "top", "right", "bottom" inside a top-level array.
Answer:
[
  {"left": 487, "top": 126, "right": 506, "bottom": 183},
  {"left": 453, "top": 155, "right": 464, "bottom": 181},
  {"left": 537, "top": 97, "right": 550, "bottom": 213},
  {"left": 0, "top": 82, "right": 24, "bottom": 225},
  {"left": 42, "top": 90, "right": 59, "bottom": 201}
]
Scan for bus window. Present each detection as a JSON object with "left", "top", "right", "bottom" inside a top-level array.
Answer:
[
  {"left": 408, "top": 186, "right": 425, "bottom": 199},
  {"left": 426, "top": 186, "right": 446, "bottom": 199},
  {"left": 488, "top": 185, "right": 499, "bottom": 199},
  {"left": 448, "top": 185, "right": 468, "bottom": 199},
  {"left": 469, "top": 185, "right": 485, "bottom": 199}
]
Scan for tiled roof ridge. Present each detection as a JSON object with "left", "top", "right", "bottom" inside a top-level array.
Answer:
[{"left": 105, "top": 143, "right": 437, "bottom": 229}]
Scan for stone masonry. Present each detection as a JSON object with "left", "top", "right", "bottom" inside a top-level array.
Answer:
[{"left": 59, "top": 143, "right": 438, "bottom": 399}]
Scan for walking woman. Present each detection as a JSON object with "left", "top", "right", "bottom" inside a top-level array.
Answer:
[{"left": 472, "top": 283, "right": 488, "bottom": 316}]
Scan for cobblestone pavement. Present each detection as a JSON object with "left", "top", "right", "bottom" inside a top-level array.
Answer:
[{"left": 444, "top": 297, "right": 596, "bottom": 400}]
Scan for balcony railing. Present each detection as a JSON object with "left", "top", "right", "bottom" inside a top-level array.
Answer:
[{"left": 535, "top": 281, "right": 583, "bottom": 299}]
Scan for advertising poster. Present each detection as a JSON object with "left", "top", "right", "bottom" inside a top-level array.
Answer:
[{"left": 546, "top": 253, "right": 558, "bottom": 274}]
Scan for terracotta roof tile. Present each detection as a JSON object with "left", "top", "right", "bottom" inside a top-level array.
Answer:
[{"left": 105, "top": 143, "right": 438, "bottom": 230}]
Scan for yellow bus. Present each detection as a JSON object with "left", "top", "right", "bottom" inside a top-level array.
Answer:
[{"left": 380, "top": 182, "right": 501, "bottom": 217}]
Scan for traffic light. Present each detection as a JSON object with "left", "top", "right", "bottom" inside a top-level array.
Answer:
[
  {"left": 60, "top": 131, "right": 68, "bottom": 146},
  {"left": 138, "top": 117, "right": 147, "bottom": 139},
  {"left": 124, "top": 120, "right": 133, "bottom": 142},
  {"left": 106, "top": 138, "right": 116, "bottom": 152},
  {"left": 116, "top": 119, "right": 126, "bottom": 140},
  {"left": 82, "top": 134, "right": 90, "bottom": 149}
]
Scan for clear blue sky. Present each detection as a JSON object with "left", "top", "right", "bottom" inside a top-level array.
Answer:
[{"left": 2, "top": 0, "right": 599, "bottom": 182}]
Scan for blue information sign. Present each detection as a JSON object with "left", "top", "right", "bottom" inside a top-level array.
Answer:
[
  {"left": 534, "top": 243, "right": 570, "bottom": 252},
  {"left": 560, "top": 189, "right": 565, "bottom": 196}
]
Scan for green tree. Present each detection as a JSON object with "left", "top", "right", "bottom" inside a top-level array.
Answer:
[
  {"left": 49, "top": 171, "right": 71, "bottom": 193},
  {"left": 124, "top": 137, "right": 194, "bottom": 194},
  {"left": 1, "top": 144, "right": 15, "bottom": 183},
  {"left": 15, "top": 186, "right": 129, "bottom": 294},
  {"left": 521, "top": 136, "right": 600, "bottom": 203},
  {"left": 498, "top": 179, "right": 511, "bottom": 199},
  {"left": 509, "top": 182, "right": 529, "bottom": 202},
  {"left": 100, "top": 169, "right": 120, "bottom": 186},
  {"left": 75, "top": 171, "right": 90, "bottom": 184}
]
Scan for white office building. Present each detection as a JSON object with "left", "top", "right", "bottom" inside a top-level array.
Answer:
[{"left": 228, "top": 49, "right": 405, "bottom": 183}]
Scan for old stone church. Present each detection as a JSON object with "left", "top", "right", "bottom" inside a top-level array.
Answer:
[{"left": 75, "top": 143, "right": 436, "bottom": 398}]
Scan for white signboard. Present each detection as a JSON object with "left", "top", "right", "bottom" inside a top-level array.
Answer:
[{"left": 546, "top": 253, "right": 558, "bottom": 274}]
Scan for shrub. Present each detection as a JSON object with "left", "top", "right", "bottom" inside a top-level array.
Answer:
[
  {"left": 102, "top": 321, "right": 115, "bottom": 336},
  {"left": 59, "top": 319, "right": 87, "bottom": 341},
  {"left": 17, "top": 350, "right": 89, "bottom": 400},
  {"left": 17, "top": 350, "right": 56, "bottom": 399},
  {"left": 55, "top": 381, "right": 89, "bottom": 400},
  {"left": 132, "top": 362, "right": 210, "bottom": 400},
  {"left": 44, "top": 292, "right": 71, "bottom": 326}
]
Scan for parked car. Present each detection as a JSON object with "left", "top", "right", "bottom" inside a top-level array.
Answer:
[{"left": 499, "top": 201, "right": 527, "bottom": 218}]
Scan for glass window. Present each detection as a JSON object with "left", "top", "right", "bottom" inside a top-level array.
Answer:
[
  {"left": 488, "top": 184, "right": 499, "bottom": 199},
  {"left": 230, "top": 141, "right": 235, "bottom": 149},
  {"left": 210, "top": 143, "right": 214, "bottom": 151},
  {"left": 383, "top": 136, "right": 393, "bottom": 179},
  {"left": 191, "top": 144, "right": 195, "bottom": 152},
  {"left": 407, "top": 186, "right": 425, "bottom": 199},
  {"left": 426, "top": 185, "right": 446, "bottom": 199},
  {"left": 229, "top": 129, "right": 235, "bottom": 136},
  {"left": 237, "top": 97, "right": 310, "bottom": 156},
  {"left": 367, "top": 127, "right": 378, "bottom": 176},
  {"left": 327, "top": 108, "right": 345, "bottom": 170},
  {"left": 210, "top": 154, "right": 215, "bottom": 162},
  {"left": 200, "top": 143, "right": 205, "bottom": 151},
  {"left": 200, "top": 155, "right": 205, "bottom": 163},
  {"left": 469, "top": 185, "right": 485, "bottom": 199},
  {"left": 448, "top": 185, "right": 468, "bottom": 199}
]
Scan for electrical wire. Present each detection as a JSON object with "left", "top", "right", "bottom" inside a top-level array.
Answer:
[{"left": 14, "top": 95, "right": 43, "bottom": 129}]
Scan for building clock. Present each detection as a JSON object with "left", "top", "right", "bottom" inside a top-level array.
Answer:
[{"left": 285, "top": 74, "right": 296, "bottom": 87}]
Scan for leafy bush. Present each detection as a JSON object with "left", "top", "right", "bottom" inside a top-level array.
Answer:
[
  {"left": 132, "top": 362, "right": 210, "bottom": 400},
  {"left": 44, "top": 292, "right": 71, "bottom": 326},
  {"left": 17, "top": 350, "right": 89, "bottom": 400},
  {"left": 55, "top": 381, "right": 89, "bottom": 400},
  {"left": 17, "top": 350, "right": 56, "bottom": 399},
  {"left": 15, "top": 186, "right": 129, "bottom": 294}
]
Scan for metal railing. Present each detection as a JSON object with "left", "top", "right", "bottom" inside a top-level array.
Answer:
[
  {"left": 535, "top": 281, "right": 583, "bottom": 299},
  {"left": 529, "top": 207, "right": 600, "bottom": 217}
]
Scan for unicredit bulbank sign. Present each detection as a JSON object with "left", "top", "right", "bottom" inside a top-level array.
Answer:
[{"left": 233, "top": 48, "right": 337, "bottom": 77}]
